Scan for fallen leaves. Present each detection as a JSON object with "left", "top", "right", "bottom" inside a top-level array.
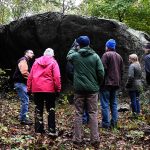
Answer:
[{"left": 0, "top": 91, "right": 150, "bottom": 149}]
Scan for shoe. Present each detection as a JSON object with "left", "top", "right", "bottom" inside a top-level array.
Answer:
[
  {"left": 20, "top": 119, "right": 33, "bottom": 125},
  {"left": 47, "top": 131, "right": 58, "bottom": 137},
  {"left": 132, "top": 113, "right": 139, "bottom": 119},
  {"left": 73, "top": 141, "right": 82, "bottom": 145},
  {"left": 110, "top": 122, "right": 118, "bottom": 129},
  {"left": 91, "top": 141, "right": 100, "bottom": 149},
  {"left": 99, "top": 123, "right": 110, "bottom": 129},
  {"left": 35, "top": 129, "right": 45, "bottom": 134},
  {"left": 73, "top": 141, "right": 83, "bottom": 148}
]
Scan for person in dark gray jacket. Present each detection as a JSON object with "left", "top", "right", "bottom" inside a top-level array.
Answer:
[
  {"left": 126, "top": 54, "right": 142, "bottom": 117},
  {"left": 143, "top": 43, "right": 150, "bottom": 85}
]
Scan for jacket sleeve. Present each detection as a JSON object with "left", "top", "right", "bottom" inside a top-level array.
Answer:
[
  {"left": 66, "top": 48, "right": 78, "bottom": 61},
  {"left": 120, "top": 57, "right": 124, "bottom": 81},
  {"left": 126, "top": 65, "right": 134, "bottom": 88},
  {"left": 27, "top": 67, "right": 33, "bottom": 92},
  {"left": 18, "top": 59, "right": 29, "bottom": 79},
  {"left": 128, "top": 65, "right": 134, "bottom": 78},
  {"left": 96, "top": 55, "right": 105, "bottom": 85},
  {"left": 53, "top": 60, "right": 61, "bottom": 92},
  {"left": 101, "top": 53, "right": 108, "bottom": 71}
]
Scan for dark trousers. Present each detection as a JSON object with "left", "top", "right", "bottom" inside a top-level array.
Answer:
[
  {"left": 73, "top": 93, "right": 99, "bottom": 143},
  {"left": 146, "top": 71, "right": 150, "bottom": 85},
  {"left": 34, "top": 93, "right": 56, "bottom": 133}
]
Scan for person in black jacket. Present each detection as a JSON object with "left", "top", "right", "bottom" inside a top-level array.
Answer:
[
  {"left": 143, "top": 43, "right": 150, "bottom": 85},
  {"left": 13, "top": 50, "right": 34, "bottom": 125}
]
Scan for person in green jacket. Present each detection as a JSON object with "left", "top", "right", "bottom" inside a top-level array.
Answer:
[{"left": 67, "top": 36, "right": 104, "bottom": 149}]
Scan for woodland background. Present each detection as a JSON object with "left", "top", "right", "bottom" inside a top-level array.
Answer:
[
  {"left": 0, "top": 0, "right": 150, "bottom": 149},
  {"left": 0, "top": 0, "right": 150, "bottom": 34}
]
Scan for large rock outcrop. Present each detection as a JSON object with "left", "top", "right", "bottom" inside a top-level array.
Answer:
[{"left": 0, "top": 12, "right": 149, "bottom": 87}]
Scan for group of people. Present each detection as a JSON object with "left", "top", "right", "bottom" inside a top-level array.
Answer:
[{"left": 13, "top": 35, "right": 150, "bottom": 148}]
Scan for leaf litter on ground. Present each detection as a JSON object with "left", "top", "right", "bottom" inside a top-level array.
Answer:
[{"left": 0, "top": 91, "right": 150, "bottom": 149}]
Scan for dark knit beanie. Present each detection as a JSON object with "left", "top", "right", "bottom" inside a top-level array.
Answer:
[{"left": 76, "top": 36, "right": 90, "bottom": 47}]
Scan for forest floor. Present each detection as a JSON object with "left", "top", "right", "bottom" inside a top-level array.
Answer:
[{"left": 0, "top": 91, "right": 150, "bottom": 150}]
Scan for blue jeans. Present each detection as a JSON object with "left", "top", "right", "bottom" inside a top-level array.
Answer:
[
  {"left": 100, "top": 89, "right": 118, "bottom": 128},
  {"left": 129, "top": 91, "right": 140, "bottom": 114},
  {"left": 14, "top": 83, "right": 29, "bottom": 121}
]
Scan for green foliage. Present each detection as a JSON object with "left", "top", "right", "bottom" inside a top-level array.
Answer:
[
  {"left": 140, "top": 86, "right": 150, "bottom": 105},
  {"left": 87, "top": 0, "right": 136, "bottom": 22},
  {"left": 44, "top": 0, "right": 78, "bottom": 14},
  {"left": 126, "top": 130, "right": 144, "bottom": 139},
  {"left": 0, "top": 68, "right": 6, "bottom": 75},
  {"left": 86, "top": 0, "right": 150, "bottom": 34},
  {"left": 0, "top": 1, "right": 11, "bottom": 24},
  {"left": 0, "top": 0, "right": 80, "bottom": 25},
  {"left": 0, "top": 123, "right": 8, "bottom": 133},
  {"left": 0, "top": 0, "right": 149, "bottom": 37},
  {"left": 58, "top": 93, "right": 71, "bottom": 105},
  {"left": 0, "top": 68, "right": 6, "bottom": 90},
  {"left": 10, "top": 0, "right": 28, "bottom": 20},
  {"left": 125, "top": 0, "right": 150, "bottom": 34}
]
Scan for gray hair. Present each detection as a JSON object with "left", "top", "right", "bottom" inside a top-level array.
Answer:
[{"left": 44, "top": 48, "right": 54, "bottom": 56}]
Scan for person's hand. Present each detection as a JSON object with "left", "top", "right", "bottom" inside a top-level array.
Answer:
[{"left": 71, "top": 39, "right": 79, "bottom": 50}]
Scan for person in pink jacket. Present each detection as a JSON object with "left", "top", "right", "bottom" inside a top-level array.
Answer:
[{"left": 27, "top": 48, "right": 61, "bottom": 136}]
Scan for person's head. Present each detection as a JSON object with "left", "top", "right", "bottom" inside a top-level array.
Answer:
[
  {"left": 105, "top": 39, "right": 116, "bottom": 51},
  {"left": 25, "top": 50, "right": 34, "bottom": 59},
  {"left": 143, "top": 43, "right": 150, "bottom": 54},
  {"left": 76, "top": 36, "right": 90, "bottom": 48},
  {"left": 44, "top": 48, "right": 54, "bottom": 57},
  {"left": 129, "top": 54, "right": 139, "bottom": 64}
]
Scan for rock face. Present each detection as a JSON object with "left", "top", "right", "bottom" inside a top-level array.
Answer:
[{"left": 0, "top": 12, "right": 149, "bottom": 87}]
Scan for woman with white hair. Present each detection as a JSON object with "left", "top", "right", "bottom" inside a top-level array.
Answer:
[
  {"left": 126, "top": 54, "right": 142, "bottom": 118},
  {"left": 27, "top": 48, "right": 61, "bottom": 136}
]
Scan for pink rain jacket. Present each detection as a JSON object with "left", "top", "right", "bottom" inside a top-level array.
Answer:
[{"left": 27, "top": 56, "right": 61, "bottom": 93}]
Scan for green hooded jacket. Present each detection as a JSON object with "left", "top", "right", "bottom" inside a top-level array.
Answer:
[{"left": 67, "top": 46, "right": 104, "bottom": 93}]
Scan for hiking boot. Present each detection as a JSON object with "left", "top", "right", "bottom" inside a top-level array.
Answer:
[
  {"left": 20, "top": 119, "right": 33, "bottom": 125},
  {"left": 99, "top": 123, "right": 110, "bottom": 129},
  {"left": 35, "top": 129, "right": 45, "bottom": 134},
  {"left": 110, "top": 121, "right": 118, "bottom": 129},
  {"left": 47, "top": 131, "right": 58, "bottom": 137},
  {"left": 132, "top": 113, "right": 139, "bottom": 119},
  {"left": 91, "top": 141, "right": 100, "bottom": 149},
  {"left": 73, "top": 141, "right": 83, "bottom": 149},
  {"left": 111, "top": 123, "right": 118, "bottom": 129}
]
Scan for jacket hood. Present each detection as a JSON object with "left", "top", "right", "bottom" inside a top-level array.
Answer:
[
  {"left": 78, "top": 46, "right": 95, "bottom": 57},
  {"left": 36, "top": 56, "right": 53, "bottom": 67}
]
